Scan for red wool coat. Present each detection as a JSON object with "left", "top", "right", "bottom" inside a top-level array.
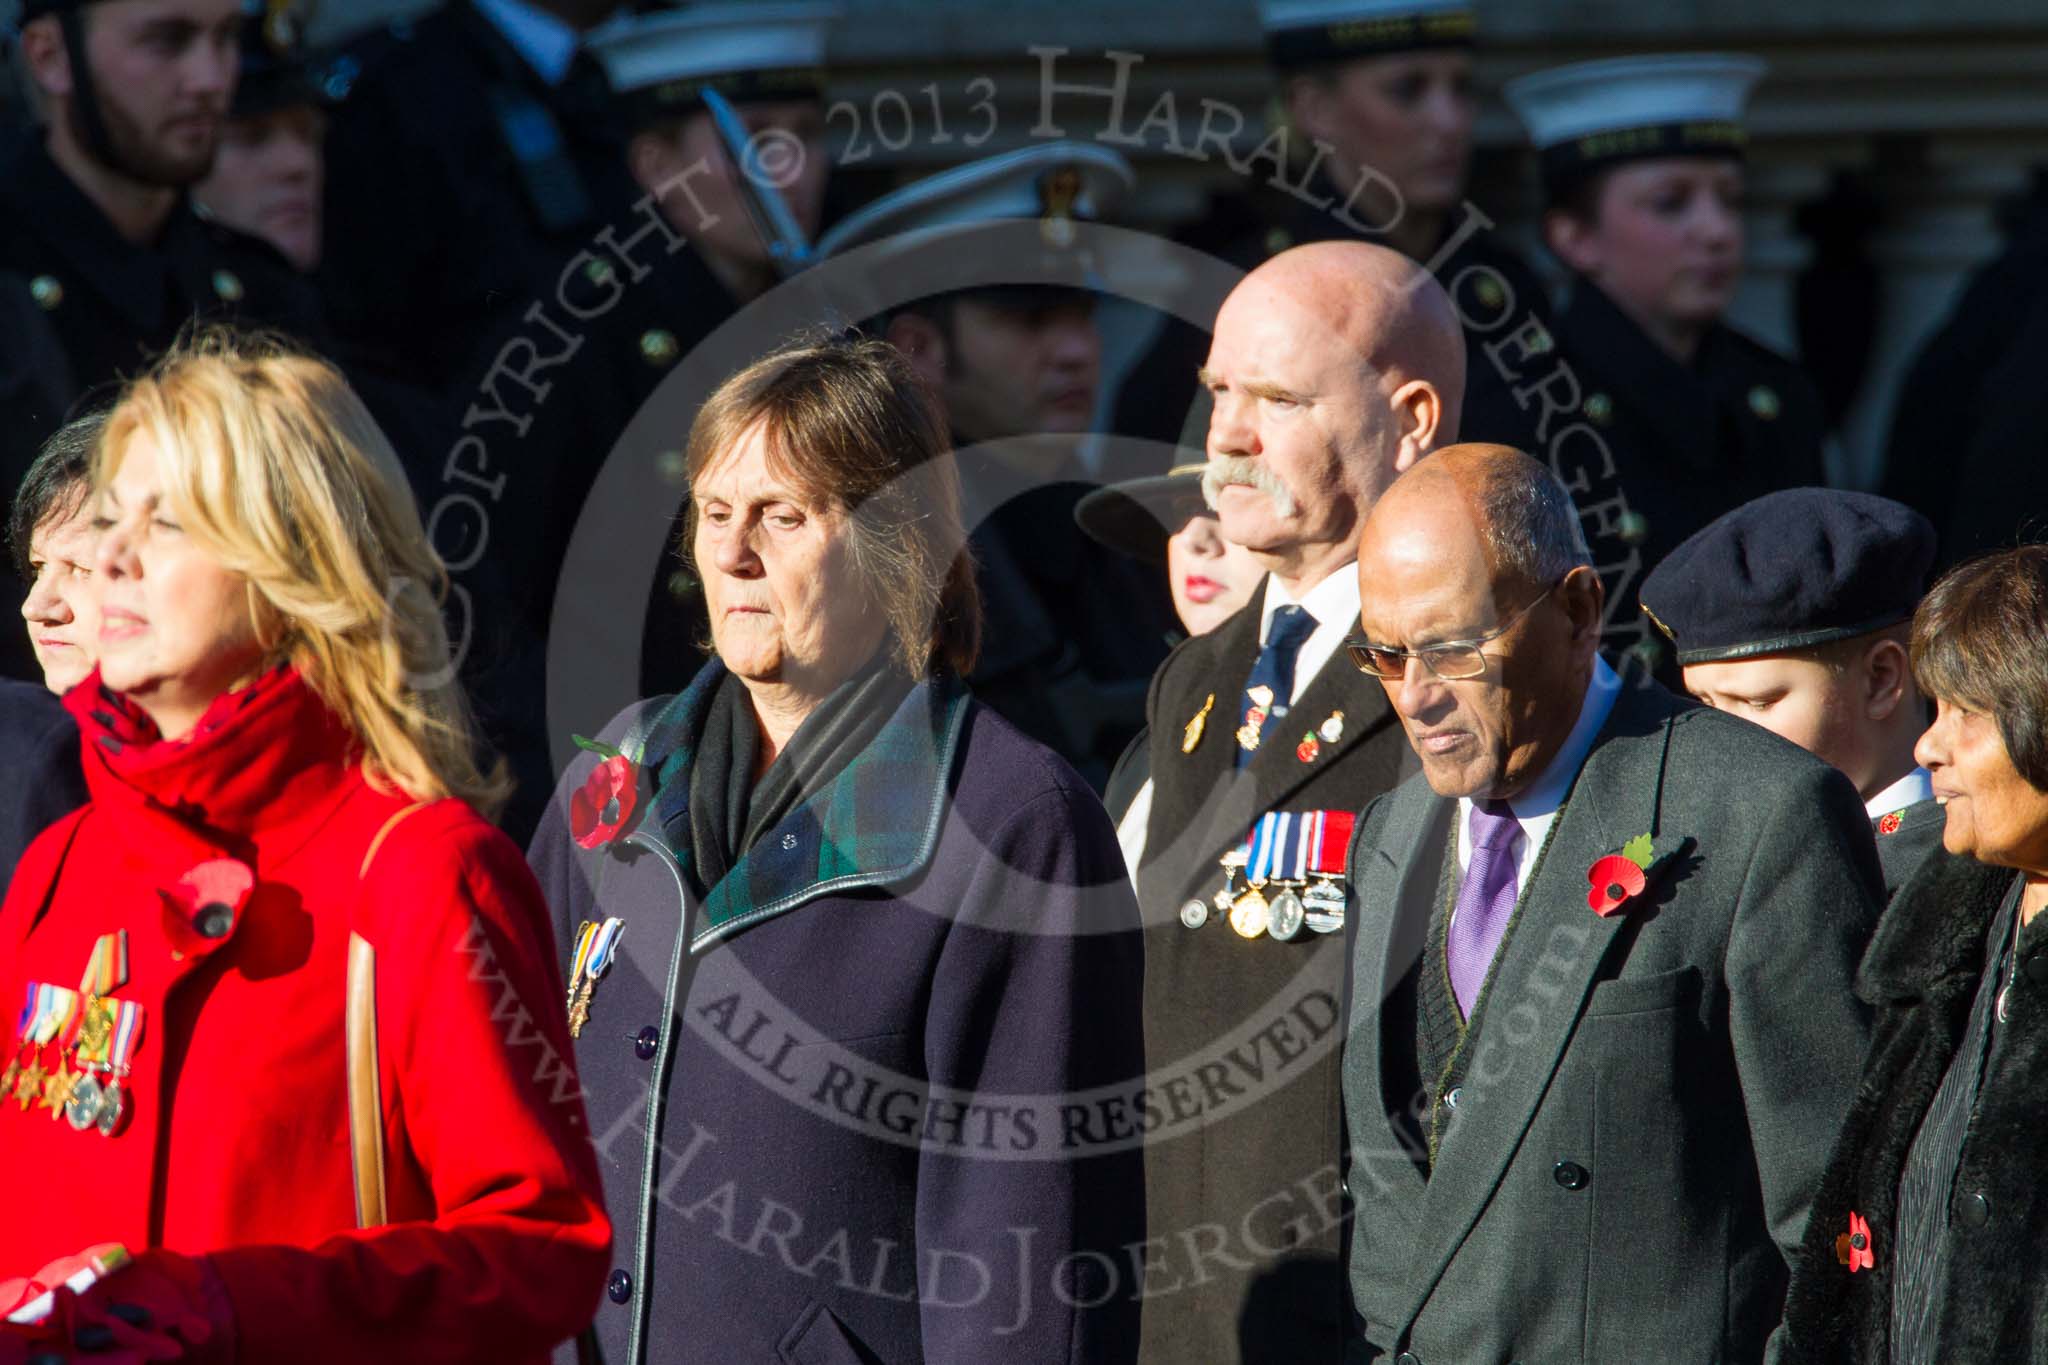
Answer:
[{"left": 0, "top": 669, "right": 608, "bottom": 1361}]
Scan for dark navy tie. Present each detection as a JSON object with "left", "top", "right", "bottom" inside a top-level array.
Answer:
[{"left": 1235, "top": 605, "right": 1317, "bottom": 768}]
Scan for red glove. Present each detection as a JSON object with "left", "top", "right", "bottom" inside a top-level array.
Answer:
[{"left": 63, "top": 1250, "right": 235, "bottom": 1364}]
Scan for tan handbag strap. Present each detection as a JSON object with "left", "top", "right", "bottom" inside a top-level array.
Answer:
[{"left": 346, "top": 801, "right": 428, "bottom": 1230}]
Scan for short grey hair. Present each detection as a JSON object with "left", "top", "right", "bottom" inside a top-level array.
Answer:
[{"left": 1476, "top": 456, "right": 1592, "bottom": 589}]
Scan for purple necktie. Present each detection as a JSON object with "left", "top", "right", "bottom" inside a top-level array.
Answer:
[{"left": 1446, "top": 800, "right": 1522, "bottom": 1019}]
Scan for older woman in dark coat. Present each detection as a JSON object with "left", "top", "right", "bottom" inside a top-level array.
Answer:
[
  {"left": 528, "top": 336, "right": 1146, "bottom": 1365},
  {"left": 1784, "top": 545, "right": 2048, "bottom": 1364}
]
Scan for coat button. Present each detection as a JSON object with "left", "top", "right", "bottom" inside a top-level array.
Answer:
[
  {"left": 1954, "top": 1192, "right": 1991, "bottom": 1229},
  {"left": 1396, "top": 1353, "right": 1422, "bottom": 1365},
  {"left": 2025, "top": 953, "right": 2048, "bottom": 986},
  {"left": 607, "top": 1269, "right": 633, "bottom": 1303},
  {"left": 1442, "top": 1086, "right": 1462, "bottom": 1111},
  {"left": 634, "top": 1026, "right": 658, "bottom": 1061},
  {"left": 1553, "top": 1161, "right": 1589, "bottom": 1191}
]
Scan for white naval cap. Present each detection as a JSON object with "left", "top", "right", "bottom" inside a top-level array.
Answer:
[
  {"left": 586, "top": 1, "right": 836, "bottom": 122},
  {"left": 1504, "top": 53, "right": 1765, "bottom": 191},
  {"left": 1257, "top": 0, "right": 1475, "bottom": 69},
  {"left": 815, "top": 140, "right": 1133, "bottom": 269}
]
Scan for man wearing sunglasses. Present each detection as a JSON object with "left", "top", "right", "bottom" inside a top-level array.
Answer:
[
  {"left": 1129, "top": 238, "right": 1463, "bottom": 1364},
  {"left": 1340, "top": 442, "right": 1882, "bottom": 1363}
]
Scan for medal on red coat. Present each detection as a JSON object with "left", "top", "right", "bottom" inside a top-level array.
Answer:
[
  {"left": 95, "top": 1000, "right": 144, "bottom": 1138},
  {"left": 10, "top": 984, "right": 77, "bottom": 1114},
  {"left": 565, "top": 918, "right": 625, "bottom": 1040},
  {"left": 64, "top": 933, "right": 134, "bottom": 1133}
]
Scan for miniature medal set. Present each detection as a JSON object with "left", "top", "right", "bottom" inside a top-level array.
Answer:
[
  {"left": 3, "top": 932, "right": 144, "bottom": 1136},
  {"left": 1181, "top": 809, "right": 1356, "bottom": 941},
  {"left": 565, "top": 917, "right": 625, "bottom": 1039}
]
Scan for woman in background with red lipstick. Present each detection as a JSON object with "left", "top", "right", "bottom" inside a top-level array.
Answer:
[
  {"left": 1785, "top": 545, "right": 2048, "bottom": 1363},
  {"left": 1074, "top": 462, "right": 1262, "bottom": 868},
  {"left": 0, "top": 328, "right": 608, "bottom": 1364}
]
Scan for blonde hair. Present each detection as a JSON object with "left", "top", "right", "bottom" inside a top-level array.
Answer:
[{"left": 97, "top": 327, "right": 509, "bottom": 818}]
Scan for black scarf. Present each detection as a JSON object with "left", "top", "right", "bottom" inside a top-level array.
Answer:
[{"left": 688, "top": 654, "right": 915, "bottom": 894}]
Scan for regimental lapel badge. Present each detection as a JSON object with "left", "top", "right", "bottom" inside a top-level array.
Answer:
[
  {"left": 1319, "top": 710, "right": 1344, "bottom": 743},
  {"left": 566, "top": 917, "right": 626, "bottom": 1039},
  {"left": 1182, "top": 694, "right": 1214, "bottom": 754}
]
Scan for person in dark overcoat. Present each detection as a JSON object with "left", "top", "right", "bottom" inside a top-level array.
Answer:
[
  {"left": 1342, "top": 445, "right": 1881, "bottom": 1363},
  {"left": 1487, "top": 54, "right": 1830, "bottom": 676},
  {"left": 1127, "top": 240, "right": 1459, "bottom": 1365},
  {"left": 1639, "top": 489, "right": 1945, "bottom": 897},
  {"left": 1783, "top": 546, "right": 2048, "bottom": 1365},
  {"left": 527, "top": 335, "right": 1146, "bottom": 1365}
]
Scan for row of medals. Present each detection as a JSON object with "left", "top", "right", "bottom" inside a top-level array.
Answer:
[
  {"left": 3, "top": 998, "right": 131, "bottom": 1137},
  {"left": 1180, "top": 848, "right": 1346, "bottom": 942}
]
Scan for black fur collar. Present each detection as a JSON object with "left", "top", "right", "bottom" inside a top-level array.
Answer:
[{"left": 1856, "top": 847, "right": 2016, "bottom": 1004}]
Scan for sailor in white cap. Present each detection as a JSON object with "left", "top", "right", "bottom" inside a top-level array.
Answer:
[
  {"left": 1495, "top": 53, "right": 1829, "bottom": 679},
  {"left": 1114, "top": 0, "right": 1551, "bottom": 465},
  {"left": 816, "top": 143, "right": 1180, "bottom": 787},
  {"left": 497, "top": 1, "right": 840, "bottom": 714}
]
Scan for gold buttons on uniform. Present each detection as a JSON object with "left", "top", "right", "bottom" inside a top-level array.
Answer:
[
  {"left": 1474, "top": 275, "right": 1505, "bottom": 311},
  {"left": 1585, "top": 392, "right": 1613, "bottom": 426},
  {"left": 1747, "top": 385, "right": 1781, "bottom": 421},
  {"left": 211, "top": 269, "right": 245, "bottom": 303},
  {"left": 28, "top": 275, "right": 62, "bottom": 310},
  {"left": 584, "top": 258, "right": 617, "bottom": 287},
  {"left": 639, "top": 329, "right": 679, "bottom": 366}
]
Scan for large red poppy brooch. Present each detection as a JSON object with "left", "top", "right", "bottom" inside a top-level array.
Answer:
[
  {"left": 1836, "top": 1211, "right": 1874, "bottom": 1273},
  {"left": 162, "top": 858, "right": 255, "bottom": 959},
  {"left": 1585, "top": 832, "right": 1695, "bottom": 918},
  {"left": 569, "top": 737, "right": 642, "bottom": 851}
]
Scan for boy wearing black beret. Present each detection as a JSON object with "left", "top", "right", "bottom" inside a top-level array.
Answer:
[{"left": 1640, "top": 487, "right": 1943, "bottom": 895}]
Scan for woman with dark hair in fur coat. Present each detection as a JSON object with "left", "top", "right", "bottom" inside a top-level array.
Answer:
[{"left": 1784, "top": 546, "right": 2048, "bottom": 1364}]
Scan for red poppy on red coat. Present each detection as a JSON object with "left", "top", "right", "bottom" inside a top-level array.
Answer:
[
  {"left": 162, "top": 858, "right": 254, "bottom": 958},
  {"left": 1836, "top": 1211, "right": 1874, "bottom": 1272},
  {"left": 1876, "top": 811, "right": 1903, "bottom": 836},
  {"left": 571, "top": 755, "right": 640, "bottom": 850},
  {"left": 1586, "top": 854, "right": 1648, "bottom": 916}
]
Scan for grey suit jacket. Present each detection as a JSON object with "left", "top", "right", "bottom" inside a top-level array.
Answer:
[{"left": 1342, "top": 676, "right": 1883, "bottom": 1364}]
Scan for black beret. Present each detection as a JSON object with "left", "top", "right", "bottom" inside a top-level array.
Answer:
[{"left": 1639, "top": 488, "right": 1936, "bottom": 665}]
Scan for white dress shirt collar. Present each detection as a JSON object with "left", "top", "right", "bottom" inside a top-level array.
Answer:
[
  {"left": 1866, "top": 766, "right": 1934, "bottom": 822},
  {"left": 1257, "top": 565, "right": 1363, "bottom": 707},
  {"left": 1456, "top": 656, "right": 1623, "bottom": 887}
]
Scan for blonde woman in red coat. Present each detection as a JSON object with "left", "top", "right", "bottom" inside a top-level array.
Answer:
[{"left": 0, "top": 330, "right": 609, "bottom": 1363}]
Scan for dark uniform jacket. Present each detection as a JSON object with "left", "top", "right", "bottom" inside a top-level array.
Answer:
[
  {"left": 1873, "top": 798, "right": 1945, "bottom": 901},
  {"left": 1783, "top": 851, "right": 2048, "bottom": 1365},
  {"left": 0, "top": 271, "right": 72, "bottom": 682},
  {"left": 1342, "top": 675, "right": 1881, "bottom": 1364},
  {"left": 1466, "top": 281, "right": 1829, "bottom": 674},
  {"left": 0, "top": 131, "right": 326, "bottom": 681},
  {"left": 0, "top": 680, "right": 85, "bottom": 886},
  {"left": 1113, "top": 174, "right": 1555, "bottom": 462},
  {"left": 1134, "top": 585, "right": 1410, "bottom": 1365},
  {"left": 527, "top": 662, "right": 1145, "bottom": 1365},
  {"left": 320, "top": 1, "right": 641, "bottom": 392},
  {"left": 959, "top": 450, "right": 1178, "bottom": 791}
]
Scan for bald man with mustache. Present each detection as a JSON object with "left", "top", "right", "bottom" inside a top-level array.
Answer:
[{"left": 1129, "top": 241, "right": 1464, "bottom": 1365}]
